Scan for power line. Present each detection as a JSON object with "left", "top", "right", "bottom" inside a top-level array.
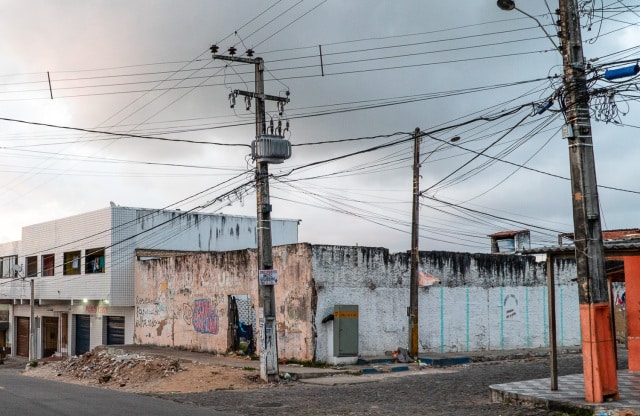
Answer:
[{"left": 0, "top": 116, "right": 250, "bottom": 147}]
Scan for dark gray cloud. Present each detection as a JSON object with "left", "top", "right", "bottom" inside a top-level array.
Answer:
[{"left": 0, "top": 0, "right": 637, "bottom": 253}]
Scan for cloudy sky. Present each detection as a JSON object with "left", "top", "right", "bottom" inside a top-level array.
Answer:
[{"left": 0, "top": 1, "right": 638, "bottom": 253}]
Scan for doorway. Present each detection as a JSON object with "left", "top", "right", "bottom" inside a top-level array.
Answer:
[
  {"left": 16, "top": 317, "right": 29, "bottom": 357},
  {"left": 75, "top": 315, "right": 90, "bottom": 355},
  {"left": 42, "top": 317, "right": 58, "bottom": 358}
]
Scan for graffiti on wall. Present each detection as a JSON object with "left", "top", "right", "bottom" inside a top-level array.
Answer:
[
  {"left": 615, "top": 290, "right": 626, "bottom": 310},
  {"left": 175, "top": 302, "right": 193, "bottom": 326},
  {"left": 192, "top": 299, "right": 220, "bottom": 334},
  {"left": 136, "top": 305, "right": 160, "bottom": 327},
  {"left": 504, "top": 294, "right": 518, "bottom": 319},
  {"left": 136, "top": 296, "right": 163, "bottom": 328}
]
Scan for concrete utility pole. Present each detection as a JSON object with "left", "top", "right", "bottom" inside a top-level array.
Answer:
[
  {"left": 557, "top": 0, "right": 618, "bottom": 402},
  {"left": 409, "top": 128, "right": 420, "bottom": 358},
  {"left": 212, "top": 46, "right": 291, "bottom": 382},
  {"left": 253, "top": 57, "right": 279, "bottom": 383},
  {"left": 29, "top": 278, "right": 34, "bottom": 361}
]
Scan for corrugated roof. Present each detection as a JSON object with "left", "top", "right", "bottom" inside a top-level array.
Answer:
[
  {"left": 489, "top": 230, "right": 530, "bottom": 238},
  {"left": 523, "top": 238, "right": 640, "bottom": 258}
]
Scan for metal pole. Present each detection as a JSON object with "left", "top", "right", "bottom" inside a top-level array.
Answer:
[
  {"left": 558, "top": 0, "right": 618, "bottom": 402},
  {"left": 546, "top": 255, "right": 558, "bottom": 391},
  {"left": 409, "top": 128, "right": 420, "bottom": 358},
  {"left": 254, "top": 58, "right": 279, "bottom": 382}
]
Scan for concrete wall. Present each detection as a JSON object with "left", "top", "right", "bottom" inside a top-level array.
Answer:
[
  {"left": 133, "top": 243, "right": 582, "bottom": 362},
  {"left": 134, "top": 244, "right": 315, "bottom": 360},
  {"left": 0, "top": 240, "right": 21, "bottom": 258},
  {"left": 128, "top": 208, "right": 299, "bottom": 252},
  {"left": 312, "top": 246, "right": 580, "bottom": 361}
]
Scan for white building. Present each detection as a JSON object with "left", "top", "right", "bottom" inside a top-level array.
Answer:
[{"left": 0, "top": 206, "right": 299, "bottom": 358}]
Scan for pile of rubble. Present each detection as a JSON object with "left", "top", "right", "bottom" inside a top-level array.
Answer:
[{"left": 50, "top": 349, "right": 182, "bottom": 388}]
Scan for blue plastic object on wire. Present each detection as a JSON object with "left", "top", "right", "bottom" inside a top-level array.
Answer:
[
  {"left": 604, "top": 64, "right": 639, "bottom": 80},
  {"left": 536, "top": 99, "right": 554, "bottom": 115}
]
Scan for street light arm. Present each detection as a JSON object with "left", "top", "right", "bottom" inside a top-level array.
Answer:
[
  {"left": 515, "top": 7, "right": 560, "bottom": 52},
  {"left": 419, "top": 134, "right": 460, "bottom": 165}
]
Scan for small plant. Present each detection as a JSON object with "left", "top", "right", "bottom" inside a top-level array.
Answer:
[
  {"left": 210, "top": 371, "right": 219, "bottom": 376},
  {"left": 29, "top": 360, "right": 38, "bottom": 367},
  {"left": 242, "top": 366, "right": 257, "bottom": 371}
]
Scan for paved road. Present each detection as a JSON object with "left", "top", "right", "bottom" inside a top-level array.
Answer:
[
  {"left": 154, "top": 354, "right": 623, "bottom": 416},
  {"left": 0, "top": 367, "right": 230, "bottom": 416},
  {"left": 0, "top": 353, "right": 626, "bottom": 415}
]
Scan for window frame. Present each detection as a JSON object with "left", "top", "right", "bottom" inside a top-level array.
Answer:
[
  {"left": 26, "top": 256, "right": 37, "bottom": 277},
  {"left": 85, "top": 248, "right": 105, "bottom": 274},
  {"left": 42, "top": 254, "right": 55, "bottom": 277},
  {"left": 63, "top": 251, "right": 81, "bottom": 276},
  {"left": 0, "top": 255, "right": 18, "bottom": 278}
]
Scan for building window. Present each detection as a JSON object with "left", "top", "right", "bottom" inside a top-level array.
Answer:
[
  {"left": 85, "top": 248, "right": 105, "bottom": 274},
  {"left": 26, "top": 256, "right": 37, "bottom": 277},
  {"left": 0, "top": 256, "right": 18, "bottom": 278},
  {"left": 63, "top": 251, "right": 81, "bottom": 275},
  {"left": 42, "top": 254, "right": 55, "bottom": 277}
]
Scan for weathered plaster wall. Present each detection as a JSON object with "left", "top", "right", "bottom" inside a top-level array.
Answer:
[
  {"left": 134, "top": 244, "right": 315, "bottom": 360},
  {"left": 135, "top": 243, "right": 583, "bottom": 362},
  {"left": 312, "top": 246, "right": 580, "bottom": 361}
]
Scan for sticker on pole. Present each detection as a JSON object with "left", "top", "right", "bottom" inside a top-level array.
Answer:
[{"left": 259, "top": 269, "right": 278, "bottom": 285}]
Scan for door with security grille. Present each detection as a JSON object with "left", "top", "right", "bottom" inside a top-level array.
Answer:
[{"left": 75, "top": 315, "right": 90, "bottom": 355}]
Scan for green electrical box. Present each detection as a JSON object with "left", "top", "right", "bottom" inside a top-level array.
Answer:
[{"left": 333, "top": 304, "right": 359, "bottom": 357}]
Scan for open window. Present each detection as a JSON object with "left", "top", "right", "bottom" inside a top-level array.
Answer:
[
  {"left": 85, "top": 248, "right": 105, "bottom": 274},
  {"left": 42, "top": 254, "right": 55, "bottom": 277},
  {"left": 63, "top": 251, "right": 81, "bottom": 275},
  {"left": 26, "top": 256, "right": 37, "bottom": 277}
]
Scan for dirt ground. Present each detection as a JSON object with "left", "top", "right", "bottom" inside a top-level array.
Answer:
[{"left": 22, "top": 348, "right": 268, "bottom": 394}]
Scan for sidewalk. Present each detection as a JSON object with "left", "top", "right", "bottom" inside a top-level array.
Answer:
[
  {"left": 114, "top": 344, "right": 349, "bottom": 380},
  {"left": 110, "top": 344, "right": 582, "bottom": 384},
  {"left": 489, "top": 348, "right": 640, "bottom": 415},
  {"left": 490, "top": 370, "right": 640, "bottom": 415}
]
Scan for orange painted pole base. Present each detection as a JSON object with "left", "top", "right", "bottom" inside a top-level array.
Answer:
[
  {"left": 624, "top": 257, "right": 640, "bottom": 371},
  {"left": 579, "top": 303, "right": 619, "bottom": 403}
]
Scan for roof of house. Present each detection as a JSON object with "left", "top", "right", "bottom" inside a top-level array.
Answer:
[
  {"left": 523, "top": 237, "right": 640, "bottom": 258},
  {"left": 488, "top": 230, "right": 530, "bottom": 238}
]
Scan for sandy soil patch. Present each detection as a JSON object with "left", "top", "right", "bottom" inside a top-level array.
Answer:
[{"left": 23, "top": 349, "right": 267, "bottom": 393}]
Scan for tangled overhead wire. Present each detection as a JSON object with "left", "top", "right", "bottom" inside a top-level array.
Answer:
[
  {"left": 578, "top": 0, "right": 602, "bottom": 35},
  {"left": 586, "top": 62, "right": 640, "bottom": 124},
  {"left": 590, "top": 89, "right": 627, "bottom": 123}
]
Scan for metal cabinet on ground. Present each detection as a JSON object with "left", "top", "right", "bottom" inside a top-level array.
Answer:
[{"left": 333, "top": 305, "right": 359, "bottom": 357}]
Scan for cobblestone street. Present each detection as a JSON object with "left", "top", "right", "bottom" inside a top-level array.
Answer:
[{"left": 154, "top": 354, "right": 614, "bottom": 415}]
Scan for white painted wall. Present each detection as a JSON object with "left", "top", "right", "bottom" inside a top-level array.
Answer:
[
  {"left": 312, "top": 246, "right": 581, "bottom": 361},
  {"left": 419, "top": 284, "right": 580, "bottom": 353}
]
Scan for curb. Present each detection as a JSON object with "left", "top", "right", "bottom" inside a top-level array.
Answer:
[
  {"left": 359, "top": 364, "right": 410, "bottom": 375},
  {"left": 419, "top": 356, "right": 471, "bottom": 367}
]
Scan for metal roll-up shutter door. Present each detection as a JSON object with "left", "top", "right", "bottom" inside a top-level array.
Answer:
[
  {"left": 16, "top": 317, "right": 29, "bottom": 357},
  {"left": 106, "top": 316, "right": 125, "bottom": 345},
  {"left": 75, "top": 315, "right": 90, "bottom": 355}
]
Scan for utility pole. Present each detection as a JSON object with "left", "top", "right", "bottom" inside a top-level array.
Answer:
[
  {"left": 212, "top": 46, "right": 291, "bottom": 383},
  {"left": 409, "top": 128, "right": 420, "bottom": 358},
  {"left": 29, "top": 278, "right": 34, "bottom": 361},
  {"left": 558, "top": 0, "right": 618, "bottom": 402}
]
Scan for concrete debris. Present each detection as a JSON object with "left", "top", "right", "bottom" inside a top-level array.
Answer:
[{"left": 49, "top": 349, "right": 182, "bottom": 387}]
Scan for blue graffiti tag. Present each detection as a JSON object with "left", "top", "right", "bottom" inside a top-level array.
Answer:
[{"left": 192, "top": 299, "right": 219, "bottom": 334}]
